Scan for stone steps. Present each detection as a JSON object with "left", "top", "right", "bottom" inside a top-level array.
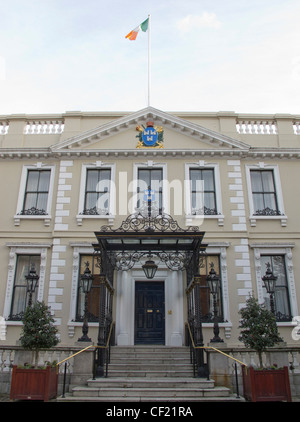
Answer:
[{"left": 59, "top": 346, "right": 244, "bottom": 402}]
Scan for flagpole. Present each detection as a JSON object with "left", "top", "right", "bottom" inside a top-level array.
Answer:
[{"left": 148, "top": 14, "right": 151, "bottom": 107}]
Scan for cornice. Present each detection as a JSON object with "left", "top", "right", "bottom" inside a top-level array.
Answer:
[{"left": 1, "top": 146, "right": 300, "bottom": 160}]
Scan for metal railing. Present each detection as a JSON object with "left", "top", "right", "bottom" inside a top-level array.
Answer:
[
  {"left": 185, "top": 321, "right": 247, "bottom": 398},
  {"left": 56, "top": 321, "right": 115, "bottom": 398}
]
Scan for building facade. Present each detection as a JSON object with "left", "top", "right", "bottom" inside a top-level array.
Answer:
[{"left": 1, "top": 106, "right": 300, "bottom": 349}]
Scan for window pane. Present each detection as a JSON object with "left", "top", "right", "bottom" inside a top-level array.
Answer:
[
  {"left": 26, "top": 171, "right": 39, "bottom": 192},
  {"left": 264, "top": 193, "right": 277, "bottom": 211},
  {"left": 86, "top": 170, "right": 99, "bottom": 191},
  {"left": 204, "top": 192, "right": 216, "bottom": 211},
  {"left": 252, "top": 193, "right": 264, "bottom": 213},
  {"left": 202, "top": 169, "right": 215, "bottom": 191},
  {"left": 38, "top": 171, "right": 50, "bottom": 192},
  {"left": 36, "top": 193, "right": 48, "bottom": 211},
  {"left": 261, "top": 171, "right": 275, "bottom": 192},
  {"left": 24, "top": 193, "right": 37, "bottom": 210},
  {"left": 250, "top": 171, "right": 263, "bottom": 191}
]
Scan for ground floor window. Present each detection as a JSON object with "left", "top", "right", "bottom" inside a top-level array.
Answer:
[
  {"left": 76, "top": 254, "right": 102, "bottom": 322},
  {"left": 9, "top": 254, "right": 40, "bottom": 320},
  {"left": 261, "top": 255, "right": 292, "bottom": 321},
  {"left": 199, "top": 254, "right": 224, "bottom": 323}
]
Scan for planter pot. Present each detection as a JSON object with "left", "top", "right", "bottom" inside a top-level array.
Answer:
[
  {"left": 242, "top": 366, "right": 291, "bottom": 402},
  {"left": 10, "top": 365, "right": 58, "bottom": 401}
]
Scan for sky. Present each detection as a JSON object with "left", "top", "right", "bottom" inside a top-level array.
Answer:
[{"left": 0, "top": 0, "right": 300, "bottom": 115}]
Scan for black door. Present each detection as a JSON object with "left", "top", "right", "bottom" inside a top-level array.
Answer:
[{"left": 135, "top": 281, "right": 165, "bottom": 345}]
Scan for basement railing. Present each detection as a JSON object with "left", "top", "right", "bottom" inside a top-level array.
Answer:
[{"left": 185, "top": 322, "right": 247, "bottom": 399}]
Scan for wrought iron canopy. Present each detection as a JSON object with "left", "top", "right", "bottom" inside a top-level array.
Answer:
[{"left": 93, "top": 209, "right": 207, "bottom": 272}]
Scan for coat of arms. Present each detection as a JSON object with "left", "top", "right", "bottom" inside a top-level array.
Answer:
[{"left": 136, "top": 121, "right": 164, "bottom": 148}]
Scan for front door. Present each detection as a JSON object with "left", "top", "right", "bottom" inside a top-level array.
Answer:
[{"left": 135, "top": 281, "right": 165, "bottom": 344}]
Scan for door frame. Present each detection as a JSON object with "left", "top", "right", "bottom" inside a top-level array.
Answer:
[
  {"left": 115, "top": 268, "right": 184, "bottom": 346},
  {"left": 134, "top": 280, "right": 165, "bottom": 345}
]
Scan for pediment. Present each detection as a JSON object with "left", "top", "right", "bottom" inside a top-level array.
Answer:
[{"left": 51, "top": 107, "right": 250, "bottom": 153}]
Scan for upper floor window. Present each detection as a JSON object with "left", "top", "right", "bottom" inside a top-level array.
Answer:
[
  {"left": 250, "top": 170, "right": 280, "bottom": 216},
  {"left": 8, "top": 254, "right": 40, "bottom": 321},
  {"left": 77, "top": 163, "right": 115, "bottom": 225},
  {"left": 189, "top": 168, "right": 217, "bottom": 215},
  {"left": 185, "top": 163, "right": 224, "bottom": 226},
  {"left": 137, "top": 168, "right": 163, "bottom": 213},
  {"left": 246, "top": 164, "right": 286, "bottom": 227},
  {"left": 14, "top": 164, "right": 55, "bottom": 226},
  {"left": 82, "top": 169, "right": 111, "bottom": 215},
  {"left": 21, "top": 170, "right": 51, "bottom": 215}
]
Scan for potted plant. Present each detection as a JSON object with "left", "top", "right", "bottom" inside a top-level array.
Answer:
[
  {"left": 10, "top": 301, "right": 60, "bottom": 401},
  {"left": 239, "top": 296, "right": 291, "bottom": 402}
]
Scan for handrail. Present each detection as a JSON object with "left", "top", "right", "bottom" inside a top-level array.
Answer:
[
  {"left": 56, "top": 344, "right": 94, "bottom": 367},
  {"left": 185, "top": 321, "right": 246, "bottom": 398},
  {"left": 185, "top": 321, "right": 247, "bottom": 368},
  {"left": 56, "top": 321, "right": 115, "bottom": 397}
]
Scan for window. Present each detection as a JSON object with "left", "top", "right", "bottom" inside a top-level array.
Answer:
[
  {"left": 76, "top": 255, "right": 102, "bottom": 322},
  {"left": 21, "top": 170, "right": 51, "bottom": 215},
  {"left": 189, "top": 169, "right": 217, "bottom": 215},
  {"left": 77, "top": 163, "right": 115, "bottom": 225},
  {"left": 260, "top": 255, "right": 292, "bottom": 322},
  {"left": 82, "top": 169, "right": 111, "bottom": 215},
  {"left": 250, "top": 170, "right": 280, "bottom": 216},
  {"left": 9, "top": 255, "right": 40, "bottom": 321},
  {"left": 199, "top": 255, "right": 223, "bottom": 323},
  {"left": 14, "top": 164, "right": 55, "bottom": 226},
  {"left": 137, "top": 168, "right": 163, "bottom": 213},
  {"left": 246, "top": 164, "right": 286, "bottom": 227}
]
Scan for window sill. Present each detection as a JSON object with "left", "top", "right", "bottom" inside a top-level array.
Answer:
[
  {"left": 249, "top": 215, "right": 287, "bottom": 227},
  {"left": 185, "top": 214, "right": 224, "bottom": 227},
  {"left": 14, "top": 214, "right": 52, "bottom": 227},
  {"left": 76, "top": 214, "right": 115, "bottom": 226}
]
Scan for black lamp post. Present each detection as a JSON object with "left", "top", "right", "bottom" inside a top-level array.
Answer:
[
  {"left": 142, "top": 255, "right": 158, "bottom": 279},
  {"left": 78, "top": 261, "right": 94, "bottom": 342},
  {"left": 25, "top": 263, "right": 39, "bottom": 307},
  {"left": 262, "top": 262, "right": 277, "bottom": 315},
  {"left": 207, "top": 263, "right": 223, "bottom": 343}
]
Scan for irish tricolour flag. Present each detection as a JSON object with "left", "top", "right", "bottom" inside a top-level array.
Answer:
[{"left": 125, "top": 18, "right": 149, "bottom": 40}]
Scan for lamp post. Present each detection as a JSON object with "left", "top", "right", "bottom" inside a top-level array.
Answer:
[
  {"left": 25, "top": 263, "right": 39, "bottom": 307},
  {"left": 262, "top": 262, "right": 277, "bottom": 315},
  {"left": 78, "top": 261, "right": 94, "bottom": 342},
  {"left": 207, "top": 263, "right": 223, "bottom": 343}
]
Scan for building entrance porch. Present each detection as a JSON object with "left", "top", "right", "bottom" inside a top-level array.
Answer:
[{"left": 115, "top": 269, "right": 185, "bottom": 346}]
